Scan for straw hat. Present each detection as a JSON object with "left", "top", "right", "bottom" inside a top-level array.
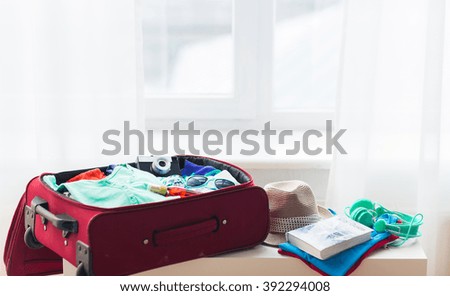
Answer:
[{"left": 263, "top": 180, "right": 334, "bottom": 247}]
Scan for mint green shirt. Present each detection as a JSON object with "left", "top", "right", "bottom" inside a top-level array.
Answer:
[{"left": 43, "top": 165, "right": 175, "bottom": 208}]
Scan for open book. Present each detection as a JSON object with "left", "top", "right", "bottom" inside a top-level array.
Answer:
[{"left": 286, "top": 215, "right": 373, "bottom": 260}]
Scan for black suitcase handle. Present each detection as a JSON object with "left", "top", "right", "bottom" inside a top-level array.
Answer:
[
  {"left": 31, "top": 196, "right": 78, "bottom": 235},
  {"left": 24, "top": 196, "right": 78, "bottom": 249}
]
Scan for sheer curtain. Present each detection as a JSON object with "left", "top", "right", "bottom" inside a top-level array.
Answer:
[
  {"left": 328, "top": 0, "right": 450, "bottom": 275},
  {"left": 0, "top": 0, "right": 142, "bottom": 275}
]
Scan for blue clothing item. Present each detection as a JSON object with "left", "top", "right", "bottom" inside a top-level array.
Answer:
[
  {"left": 279, "top": 231, "right": 391, "bottom": 276},
  {"left": 106, "top": 164, "right": 116, "bottom": 175},
  {"left": 181, "top": 160, "right": 218, "bottom": 177}
]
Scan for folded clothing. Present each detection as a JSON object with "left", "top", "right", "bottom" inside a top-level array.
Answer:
[
  {"left": 181, "top": 160, "right": 219, "bottom": 177},
  {"left": 158, "top": 174, "right": 186, "bottom": 187},
  {"left": 278, "top": 231, "right": 397, "bottom": 276},
  {"left": 43, "top": 164, "right": 175, "bottom": 208},
  {"left": 68, "top": 168, "right": 106, "bottom": 182},
  {"left": 42, "top": 160, "right": 241, "bottom": 208}
]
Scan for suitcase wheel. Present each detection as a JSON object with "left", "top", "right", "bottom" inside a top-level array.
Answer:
[
  {"left": 76, "top": 263, "right": 87, "bottom": 276},
  {"left": 24, "top": 227, "right": 43, "bottom": 249}
]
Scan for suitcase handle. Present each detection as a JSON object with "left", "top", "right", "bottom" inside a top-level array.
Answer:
[
  {"left": 31, "top": 196, "right": 78, "bottom": 236},
  {"left": 153, "top": 217, "right": 219, "bottom": 247}
]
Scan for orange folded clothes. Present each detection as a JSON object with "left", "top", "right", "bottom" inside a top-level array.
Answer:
[{"left": 68, "top": 168, "right": 106, "bottom": 182}]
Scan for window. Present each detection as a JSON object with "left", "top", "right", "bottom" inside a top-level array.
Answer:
[
  {"left": 142, "top": 0, "right": 233, "bottom": 95},
  {"left": 274, "top": 0, "right": 343, "bottom": 111},
  {"left": 142, "top": 0, "right": 344, "bottom": 128}
]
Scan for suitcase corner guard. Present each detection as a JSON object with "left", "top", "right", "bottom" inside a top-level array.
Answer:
[{"left": 75, "top": 241, "right": 93, "bottom": 276}]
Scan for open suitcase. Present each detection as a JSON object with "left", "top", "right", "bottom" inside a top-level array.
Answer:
[{"left": 4, "top": 155, "right": 269, "bottom": 276}]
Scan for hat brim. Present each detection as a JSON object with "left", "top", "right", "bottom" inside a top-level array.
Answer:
[
  {"left": 263, "top": 204, "right": 335, "bottom": 248},
  {"left": 263, "top": 232, "right": 286, "bottom": 247},
  {"left": 317, "top": 205, "right": 334, "bottom": 218}
]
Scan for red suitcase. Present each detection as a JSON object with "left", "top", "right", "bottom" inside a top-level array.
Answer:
[{"left": 4, "top": 155, "right": 269, "bottom": 276}]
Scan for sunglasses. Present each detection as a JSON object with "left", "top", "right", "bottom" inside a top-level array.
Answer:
[{"left": 186, "top": 175, "right": 235, "bottom": 189}]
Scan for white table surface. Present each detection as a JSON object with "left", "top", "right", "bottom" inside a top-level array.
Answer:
[{"left": 63, "top": 240, "right": 427, "bottom": 276}]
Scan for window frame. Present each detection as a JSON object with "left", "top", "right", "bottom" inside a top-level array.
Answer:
[{"left": 143, "top": 0, "right": 337, "bottom": 130}]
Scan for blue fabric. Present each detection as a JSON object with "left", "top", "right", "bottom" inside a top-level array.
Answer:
[
  {"left": 106, "top": 164, "right": 116, "bottom": 175},
  {"left": 279, "top": 231, "right": 390, "bottom": 276},
  {"left": 181, "top": 160, "right": 218, "bottom": 177}
]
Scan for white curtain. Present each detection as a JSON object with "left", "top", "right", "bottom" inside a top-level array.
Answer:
[
  {"left": 328, "top": 0, "right": 450, "bottom": 275},
  {"left": 0, "top": 0, "right": 142, "bottom": 275}
]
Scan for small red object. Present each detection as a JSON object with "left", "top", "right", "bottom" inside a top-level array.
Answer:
[{"left": 166, "top": 187, "right": 197, "bottom": 198}]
